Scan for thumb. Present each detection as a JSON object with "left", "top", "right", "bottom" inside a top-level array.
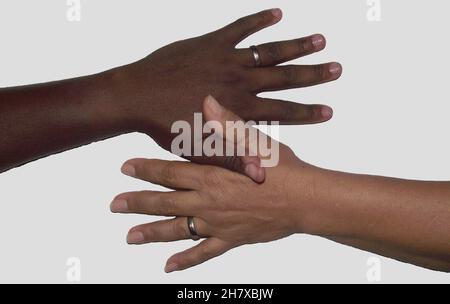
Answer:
[{"left": 202, "top": 95, "right": 265, "bottom": 183}]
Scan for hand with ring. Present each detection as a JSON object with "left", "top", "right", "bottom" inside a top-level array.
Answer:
[
  {"left": 111, "top": 96, "right": 310, "bottom": 272},
  {"left": 111, "top": 96, "right": 450, "bottom": 273},
  {"left": 112, "top": 8, "right": 342, "bottom": 182},
  {"left": 0, "top": 8, "right": 341, "bottom": 177}
]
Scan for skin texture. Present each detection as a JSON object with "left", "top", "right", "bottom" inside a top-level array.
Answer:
[
  {"left": 111, "top": 97, "right": 450, "bottom": 273},
  {"left": 0, "top": 9, "right": 342, "bottom": 182}
]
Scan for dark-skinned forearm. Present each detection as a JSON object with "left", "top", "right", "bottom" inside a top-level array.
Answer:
[{"left": 0, "top": 68, "right": 135, "bottom": 172}]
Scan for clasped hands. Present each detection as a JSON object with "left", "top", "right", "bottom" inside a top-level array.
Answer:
[
  {"left": 110, "top": 9, "right": 342, "bottom": 273},
  {"left": 0, "top": 7, "right": 447, "bottom": 273}
]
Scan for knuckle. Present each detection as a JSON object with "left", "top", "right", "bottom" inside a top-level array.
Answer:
[
  {"left": 282, "top": 66, "right": 299, "bottom": 85},
  {"left": 235, "top": 11, "right": 268, "bottom": 31},
  {"left": 174, "top": 219, "right": 189, "bottom": 238},
  {"left": 160, "top": 163, "right": 178, "bottom": 185},
  {"left": 266, "top": 44, "right": 282, "bottom": 63},
  {"left": 177, "top": 257, "right": 190, "bottom": 269},
  {"left": 199, "top": 245, "right": 215, "bottom": 259},
  {"left": 174, "top": 254, "right": 192, "bottom": 268},
  {"left": 314, "top": 65, "right": 326, "bottom": 79},
  {"left": 234, "top": 16, "right": 248, "bottom": 30},
  {"left": 303, "top": 105, "right": 315, "bottom": 121},
  {"left": 297, "top": 37, "right": 310, "bottom": 54},
  {"left": 161, "top": 195, "right": 177, "bottom": 215},
  {"left": 280, "top": 103, "right": 295, "bottom": 121},
  {"left": 203, "top": 167, "right": 222, "bottom": 188},
  {"left": 258, "top": 11, "right": 272, "bottom": 24},
  {"left": 291, "top": 104, "right": 314, "bottom": 122},
  {"left": 144, "top": 193, "right": 171, "bottom": 215}
]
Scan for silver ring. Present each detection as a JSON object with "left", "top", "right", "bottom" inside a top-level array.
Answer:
[
  {"left": 250, "top": 45, "right": 262, "bottom": 67},
  {"left": 187, "top": 217, "right": 200, "bottom": 241}
]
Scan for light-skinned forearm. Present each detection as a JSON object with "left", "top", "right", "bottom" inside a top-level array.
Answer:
[{"left": 298, "top": 168, "right": 450, "bottom": 271}]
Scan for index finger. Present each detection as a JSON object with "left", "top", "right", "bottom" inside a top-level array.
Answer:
[
  {"left": 218, "top": 8, "right": 283, "bottom": 46},
  {"left": 121, "top": 158, "right": 206, "bottom": 190}
]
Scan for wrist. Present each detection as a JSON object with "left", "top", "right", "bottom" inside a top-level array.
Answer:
[
  {"left": 99, "top": 63, "right": 153, "bottom": 134},
  {"left": 287, "top": 163, "right": 335, "bottom": 235},
  {"left": 86, "top": 68, "right": 134, "bottom": 134},
  {"left": 294, "top": 166, "right": 359, "bottom": 238}
]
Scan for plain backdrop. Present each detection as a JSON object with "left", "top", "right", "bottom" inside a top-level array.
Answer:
[{"left": 0, "top": 0, "right": 449, "bottom": 283}]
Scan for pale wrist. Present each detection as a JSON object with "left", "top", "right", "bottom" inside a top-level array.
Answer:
[{"left": 288, "top": 164, "right": 335, "bottom": 235}]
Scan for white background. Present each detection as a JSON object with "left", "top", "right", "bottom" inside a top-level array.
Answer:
[{"left": 0, "top": 0, "right": 449, "bottom": 283}]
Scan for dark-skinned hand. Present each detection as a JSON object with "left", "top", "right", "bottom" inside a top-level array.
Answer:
[{"left": 113, "top": 8, "right": 342, "bottom": 182}]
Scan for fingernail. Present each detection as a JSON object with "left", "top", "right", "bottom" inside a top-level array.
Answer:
[
  {"left": 244, "top": 163, "right": 260, "bottom": 182},
  {"left": 121, "top": 164, "right": 136, "bottom": 177},
  {"left": 271, "top": 8, "right": 282, "bottom": 19},
  {"left": 311, "top": 34, "right": 325, "bottom": 51},
  {"left": 321, "top": 106, "right": 333, "bottom": 118},
  {"left": 110, "top": 199, "right": 129, "bottom": 213},
  {"left": 165, "top": 263, "right": 178, "bottom": 273},
  {"left": 254, "top": 167, "right": 266, "bottom": 183},
  {"left": 205, "top": 95, "right": 223, "bottom": 116},
  {"left": 127, "top": 231, "right": 144, "bottom": 244},
  {"left": 329, "top": 62, "right": 342, "bottom": 77}
]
